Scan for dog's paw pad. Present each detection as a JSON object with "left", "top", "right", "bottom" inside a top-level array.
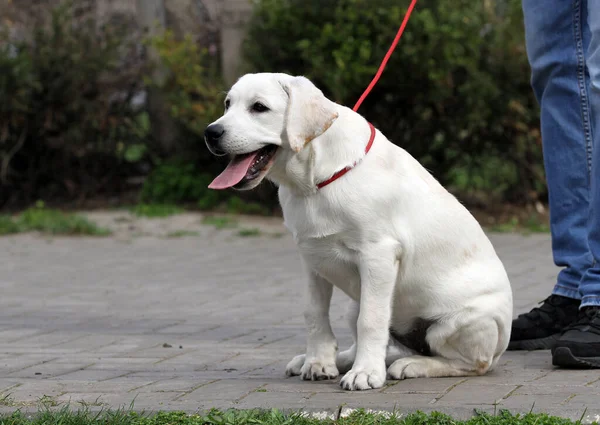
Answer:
[{"left": 340, "top": 368, "right": 385, "bottom": 390}]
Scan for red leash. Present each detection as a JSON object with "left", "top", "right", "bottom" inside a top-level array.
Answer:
[
  {"left": 352, "top": 0, "right": 418, "bottom": 112},
  {"left": 316, "top": 0, "right": 418, "bottom": 189}
]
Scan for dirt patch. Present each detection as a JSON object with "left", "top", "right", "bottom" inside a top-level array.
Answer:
[{"left": 82, "top": 210, "right": 287, "bottom": 241}]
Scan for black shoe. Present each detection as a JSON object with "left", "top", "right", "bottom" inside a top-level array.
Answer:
[
  {"left": 552, "top": 306, "right": 600, "bottom": 368},
  {"left": 508, "top": 294, "right": 581, "bottom": 350}
]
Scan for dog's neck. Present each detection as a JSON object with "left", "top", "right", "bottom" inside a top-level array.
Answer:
[{"left": 268, "top": 106, "right": 373, "bottom": 196}]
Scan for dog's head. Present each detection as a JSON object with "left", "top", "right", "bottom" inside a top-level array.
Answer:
[{"left": 205, "top": 73, "right": 339, "bottom": 190}]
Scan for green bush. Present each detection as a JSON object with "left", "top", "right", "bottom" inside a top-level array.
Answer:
[
  {"left": 144, "top": 30, "right": 224, "bottom": 139},
  {"left": 139, "top": 31, "right": 237, "bottom": 211},
  {"left": 243, "top": 0, "right": 544, "bottom": 204},
  {"left": 140, "top": 161, "right": 275, "bottom": 214},
  {"left": 0, "top": 1, "right": 149, "bottom": 207},
  {"left": 140, "top": 161, "right": 218, "bottom": 206}
]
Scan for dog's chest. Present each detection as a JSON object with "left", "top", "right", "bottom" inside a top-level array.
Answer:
[
  {"left": 281, "top": 193, "right": 362, "bottom": 299},
  {"left": 285, "top": 216, "right": 341, "bottom": 245},
  {"left": 299, "top": 234, "right": 362, "bottom": 300},
  {"left": 280, "top": 188, "right": 351, "bottom": 240}
]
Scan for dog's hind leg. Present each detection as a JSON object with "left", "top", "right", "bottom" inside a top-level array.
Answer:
[
  {"left": 387, "top": 355, "right": 482, "bottom": 379},
  {"left": 385, "top": 336, "right": 419, "bottom": 366},
  {"left": 338, "top": 338, "right": 416, "bottom": 374},
  {"left": 337, "top": 301, "right": 418, "bottom": 373},
  {"left": 387, "top": 316, "right": 504, "bottom": 379}
]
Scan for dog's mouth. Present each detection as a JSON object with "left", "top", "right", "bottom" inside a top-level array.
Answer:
[{"left": 208, "top": 145, "right": 279, "bottom": 190}]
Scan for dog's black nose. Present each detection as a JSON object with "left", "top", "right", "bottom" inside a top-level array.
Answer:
[
  {"left": 204, "top": 124, "right": 226, "bottom": 155},
  {"left": 205, "top": 123, "right": 224, "bottom": 141}
]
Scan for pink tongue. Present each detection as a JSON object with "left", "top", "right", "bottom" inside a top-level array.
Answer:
[{"left": 208, "top": 152, "right": 259, "bottom": 190}]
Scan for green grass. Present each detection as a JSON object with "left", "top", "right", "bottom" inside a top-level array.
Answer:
[
  {"left": 0, "top": 392, "right": 14, "bottom": 406},
  {"left": 238, "top": 228, "right": 262, "bottom": 237},
  {"left": 202, "top": 215, "right": 238, "bottom": 229},
  {"left": 0, "top": 392, "right": 60, "bottom": 408},
  {"left": 489, "top": 215, "right": 550, "bottom": 234},
  {"left": 0, "top": 408, "right": 593, "bottom": 425},
  {"left": 165, "top": 230, "right": 200, "bottom": 238},
  {"left": 226, "top": 196, "right": 270, "bottom": 216},
  {"left": 130, "top": 204, "right": 184, "bottom": 218},
  {"left": 489, "top": 217, "right": 521, "bottom": 233},
  {"left": 0, "top": 206, "right": 110, "bottom": 237},
  {"left": 37, "top": 395, "right": 60, "bottom": 408},
  {"left": 0, "top": 215, "right": 21, "bottom": 235}
]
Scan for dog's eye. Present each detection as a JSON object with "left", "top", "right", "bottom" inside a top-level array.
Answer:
[
  {"left": 224, "top": 99, "right": 230, "bottom": 110},
  {"left": 251, "top": 102, "right": 269, "bottom": 113}
]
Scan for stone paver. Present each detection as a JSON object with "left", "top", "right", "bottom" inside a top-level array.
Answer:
[{"left": 0, "top": 213, "right": 599, "bottom": 422}]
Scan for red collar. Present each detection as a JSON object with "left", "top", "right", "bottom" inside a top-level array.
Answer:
[{"left": 316, "top": 122, "right": 375, "bottom": 190}]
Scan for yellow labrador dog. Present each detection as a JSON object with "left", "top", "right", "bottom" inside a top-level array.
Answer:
[{"left": 205, "top": 73, "right": 513, "bottom": 391}]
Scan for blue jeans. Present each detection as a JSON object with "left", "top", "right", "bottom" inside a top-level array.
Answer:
[{"left": 522, "top": 0, "right": 600, "bottom": 307}]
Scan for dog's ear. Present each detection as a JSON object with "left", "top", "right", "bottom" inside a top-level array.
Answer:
[{"left": 280, "top": 76, "right": 339, "bottom": 153}]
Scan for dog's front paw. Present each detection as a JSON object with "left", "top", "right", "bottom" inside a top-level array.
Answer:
[
  {"left": 285, "top": 354, "right": 339, "bottom": 380},
  {"left": 340, "top": 365, "right": 386, "bottom": 390},
  {"left": 285, "top": 354, "right": 306, "bottom": 377},
  {"left": 300, "top": 359, "right": 339, "bottom": 381}
]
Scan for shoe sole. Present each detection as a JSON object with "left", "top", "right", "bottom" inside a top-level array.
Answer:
[
  {"left": 552, "top": 347, "right": 600, "bottom": 368},
  {"left": 507, "top": 334, "right": 559, "bottom": 351}
]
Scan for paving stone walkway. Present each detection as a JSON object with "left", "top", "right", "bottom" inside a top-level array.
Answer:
[{"left": 0, "top": 213, "right": 599, "bottom": 422}]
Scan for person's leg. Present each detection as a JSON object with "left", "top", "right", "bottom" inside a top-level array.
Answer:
[
  {"left": 581, "top": 0, "right": 600, "bottom": 309},
  {"left": 552, "top": 0, "right": 600, "bottom": 368},
  {"left": 510, "top": 0, "right": 593, "bottom": 350}
]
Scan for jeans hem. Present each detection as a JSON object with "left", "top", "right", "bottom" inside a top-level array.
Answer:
[
  {"left": 581, "top": 295, "right": 600, "bottom": 307},
  {"left": 552, "top": 284, "right": 582, "bottom": 300}
]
